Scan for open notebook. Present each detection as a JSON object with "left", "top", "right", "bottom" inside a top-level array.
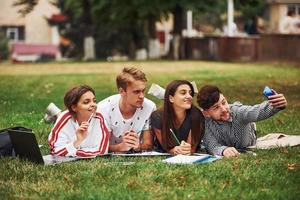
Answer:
[
  {"left": 112, "top": 151, "right": 171, "bottom": 157},
  {"left": 162, "top": 154, "right": 221, "bottom": 164}
]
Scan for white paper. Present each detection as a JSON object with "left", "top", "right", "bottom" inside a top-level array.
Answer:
[
  {"left": 112, "top": 151, "right": 171, "bottom": 157},
  {"left": 162, "top": 154, "right": 211, "bottom": 164}
]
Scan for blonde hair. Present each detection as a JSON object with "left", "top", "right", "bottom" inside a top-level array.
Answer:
[{"left": 116, "top": 67, "right": 147, "bottom": 90}]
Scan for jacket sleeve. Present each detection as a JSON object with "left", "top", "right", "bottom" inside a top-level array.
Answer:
[
  {"left": 203, "top": 126, "right": 227, "bottom": 156},
  {"left": 75, "top": 147, "right": 100, "bottom": 157},
  {"left": 234, "top": 101, "right": 282, "bottom": 123},
  {"left": 48, "top": 127, "right": 78, "bottom": 157},
  {"left": 75, "top": 114, "right": 110, "bottom": 157},
  {"left": 48, "top": 113, "right": 78, "bottom": 157}
]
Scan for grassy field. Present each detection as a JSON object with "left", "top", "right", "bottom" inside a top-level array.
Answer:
[{"left": 0, "top": 61, "right": 299, "bottom": 199}]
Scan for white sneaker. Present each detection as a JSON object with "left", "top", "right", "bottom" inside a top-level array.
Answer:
[
  {"left": 148, "top": 83, "right": 165, "bottom": 100},
  {"left": 44, "top": 103, "right": 61, "bottom": 123},
  {"left": 190, "top": 81, "right": 198, "bottom": 93}
]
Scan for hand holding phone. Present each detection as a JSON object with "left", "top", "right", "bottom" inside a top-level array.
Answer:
[
  {"left": 263, "top": 86, "right": 287, "bottom": 109},
  {"left": 263, "top": 86, "right": 274, "bottom": 97}
]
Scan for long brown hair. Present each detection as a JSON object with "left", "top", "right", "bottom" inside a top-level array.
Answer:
[{"left": 161, "top": 80, "right": 204, "bottom": 150}]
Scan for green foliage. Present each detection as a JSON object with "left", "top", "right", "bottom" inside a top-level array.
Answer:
[
  {"left": 237, "top": 0, "right": 266, "bottom": 19},
  {"left": 0, "top": 61, "right": 299, "bottom": 199},
  {"left": 0, "top": 32, "right": 9, "bottom": 60},
  {"left": 13, "top": 0, "right": 38, "bottom": 15},
  {"left": 13, "top": 1, "right": 268, "bottom": 59},
  {"left": 193, "top": 1, "right": 227, "bottom": 28}
]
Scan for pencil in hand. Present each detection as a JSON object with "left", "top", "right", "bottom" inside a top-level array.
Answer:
[{"left": 170, "top": 129, "right": 180, "bottom": 145}]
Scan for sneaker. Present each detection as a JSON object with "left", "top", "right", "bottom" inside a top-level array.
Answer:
[
  {"left": 44, "top": 103, "right": 61, "bottom": 123},
  {"left": 148, "top": 83, "right": 165, "bottom": 100},
  {"left": 190, "top": 81, "right": 198, "bottom": 93}
]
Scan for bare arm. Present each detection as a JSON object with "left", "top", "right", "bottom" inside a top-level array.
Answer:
[{"left": 138, "top": 130, "right": 153, "bottom": 151}]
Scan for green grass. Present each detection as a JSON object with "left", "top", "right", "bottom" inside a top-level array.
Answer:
[{"left": 0, "top": 61, "right": 299, "bottom": 199}]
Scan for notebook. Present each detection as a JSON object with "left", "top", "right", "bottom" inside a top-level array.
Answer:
[
  {"left": 112, "top": 151, "right": 171, "bottom": 157},
  {"left": 162, "top": 154, "right": 220, "bottom": 164},
  {"left": 8, "top": 129, "right": 77, "bottom": 165}
]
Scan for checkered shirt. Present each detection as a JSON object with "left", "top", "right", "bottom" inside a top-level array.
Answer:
[{"left": 203, "top": 101, "right": 283, "bottom": 156}]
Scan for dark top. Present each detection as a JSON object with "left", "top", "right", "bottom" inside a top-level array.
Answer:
[{"left": 150, "top": 107, "right": 203, "bottom": 152}]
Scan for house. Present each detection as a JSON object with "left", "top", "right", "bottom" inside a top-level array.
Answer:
[
  {"left": 267, "top": 0, "right": 300, "bottom": 33},
  {"left": 0, "top": 0, "right": 62, "bottom": 62}
]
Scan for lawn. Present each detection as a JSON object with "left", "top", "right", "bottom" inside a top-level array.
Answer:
[{"left": 0, "top": 61, "right": 299, "bottom": 199}]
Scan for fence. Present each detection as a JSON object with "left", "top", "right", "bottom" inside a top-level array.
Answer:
[{"left": 184, "top": 34, "right": 300, "bottom": 63}]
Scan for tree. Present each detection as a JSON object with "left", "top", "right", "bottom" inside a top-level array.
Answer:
[
  {"left": 133, "top": 0, "right": 165, "bottom": 59},
  {"left": 237, "top": 0, "right": 266, "bottom": 20},
  {"left": 93, "top": 0, "right": 164, "bottom": 60},
  {"left": 160, "top": 0, "right": 218, "bottom": 59},
  {"left": 13, "top": 0, "right": 38, "bottom": 16},
  {"left": 62, "top": 0, "right": 95, "bottom": 60}
]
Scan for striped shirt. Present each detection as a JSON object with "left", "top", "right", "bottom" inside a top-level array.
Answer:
[
  {"left": 48, "top": 110, "right": 109, "bottom": 157},
  {"left": 203, "top": 101, "right": 283, "bottom": 156}
]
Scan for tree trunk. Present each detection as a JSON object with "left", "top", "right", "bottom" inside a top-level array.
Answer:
[
  {"left": 83, "top": 36, "right": 95, "bottom": 60},
  {"left": 147, "top": 15, "right": 160, "bottom": 59},
  {"left": 172, "top": 5, "right": 183, "bottom": 60},
  {"left": 133, "top": 20, "right": 147, "bottom": 60},
  {"left": 82, "top": 0, "right": 95, "bottom": 60}
]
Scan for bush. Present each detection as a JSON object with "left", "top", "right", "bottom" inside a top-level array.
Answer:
[{"left": 0, "top": 32, "right": 9, "bottom": 61}]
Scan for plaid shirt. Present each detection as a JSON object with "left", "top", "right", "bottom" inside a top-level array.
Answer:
[{"left": 203, "top": 101, "right": 283, "bottom": 156}]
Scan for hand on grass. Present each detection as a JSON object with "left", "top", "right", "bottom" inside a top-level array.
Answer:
[{"left": 223, "top": 147, "right": 240, "bottom": 157}]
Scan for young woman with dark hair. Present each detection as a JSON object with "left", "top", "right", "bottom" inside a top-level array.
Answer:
[
  {"left": 150, "top": 80, "right": 205, "bottom": 155},
  {"left": 48, "top": 85, "right": 109, "bottom": 157}
]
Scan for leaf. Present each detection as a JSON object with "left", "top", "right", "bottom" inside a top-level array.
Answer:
[
  {"left": 287, "top": 163, "right": 298, "bottom": 171},
  {"left": 276, "top": 118, "right": 284, "bottom": 125}
]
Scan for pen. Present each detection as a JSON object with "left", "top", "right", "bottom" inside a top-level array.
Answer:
[
  {"left": 238, "top": 148, "right": 257, "bottom": 156},
  {"left": 245, "top": 150, "right": 257, "bottom": 156},
  {"left": 170, "top": 128, "right": 180, "bottom": 145},
  {"left": 88, "top": 113, "right": 94, "bottom": 123}
]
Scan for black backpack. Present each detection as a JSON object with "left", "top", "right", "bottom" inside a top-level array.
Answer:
[{"left": 0, "top": 126, "right": 32, "bottom": 157}]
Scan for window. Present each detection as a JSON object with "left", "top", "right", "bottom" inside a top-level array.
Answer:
[
  {"left": 288, "top": 4, "right": 300, "bottom": 16},
  {"left": 3, "top": 26, "right": 25, "bottom": 41},
  {"left": 6, "top": 28, "right": 18, "bottom": 41}
]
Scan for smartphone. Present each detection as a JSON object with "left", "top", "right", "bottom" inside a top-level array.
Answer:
[{"left": 263, "top": 86, "right": 274, "bottom": 97}]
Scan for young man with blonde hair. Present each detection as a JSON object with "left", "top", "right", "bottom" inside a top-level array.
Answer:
[{"left": 97, "top": 67, "right": 156, "bottom": 152}]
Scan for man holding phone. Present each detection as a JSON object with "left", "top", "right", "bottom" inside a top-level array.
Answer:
[{"left": 197, "top": 85, "right": 287, "bottom": 157}]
